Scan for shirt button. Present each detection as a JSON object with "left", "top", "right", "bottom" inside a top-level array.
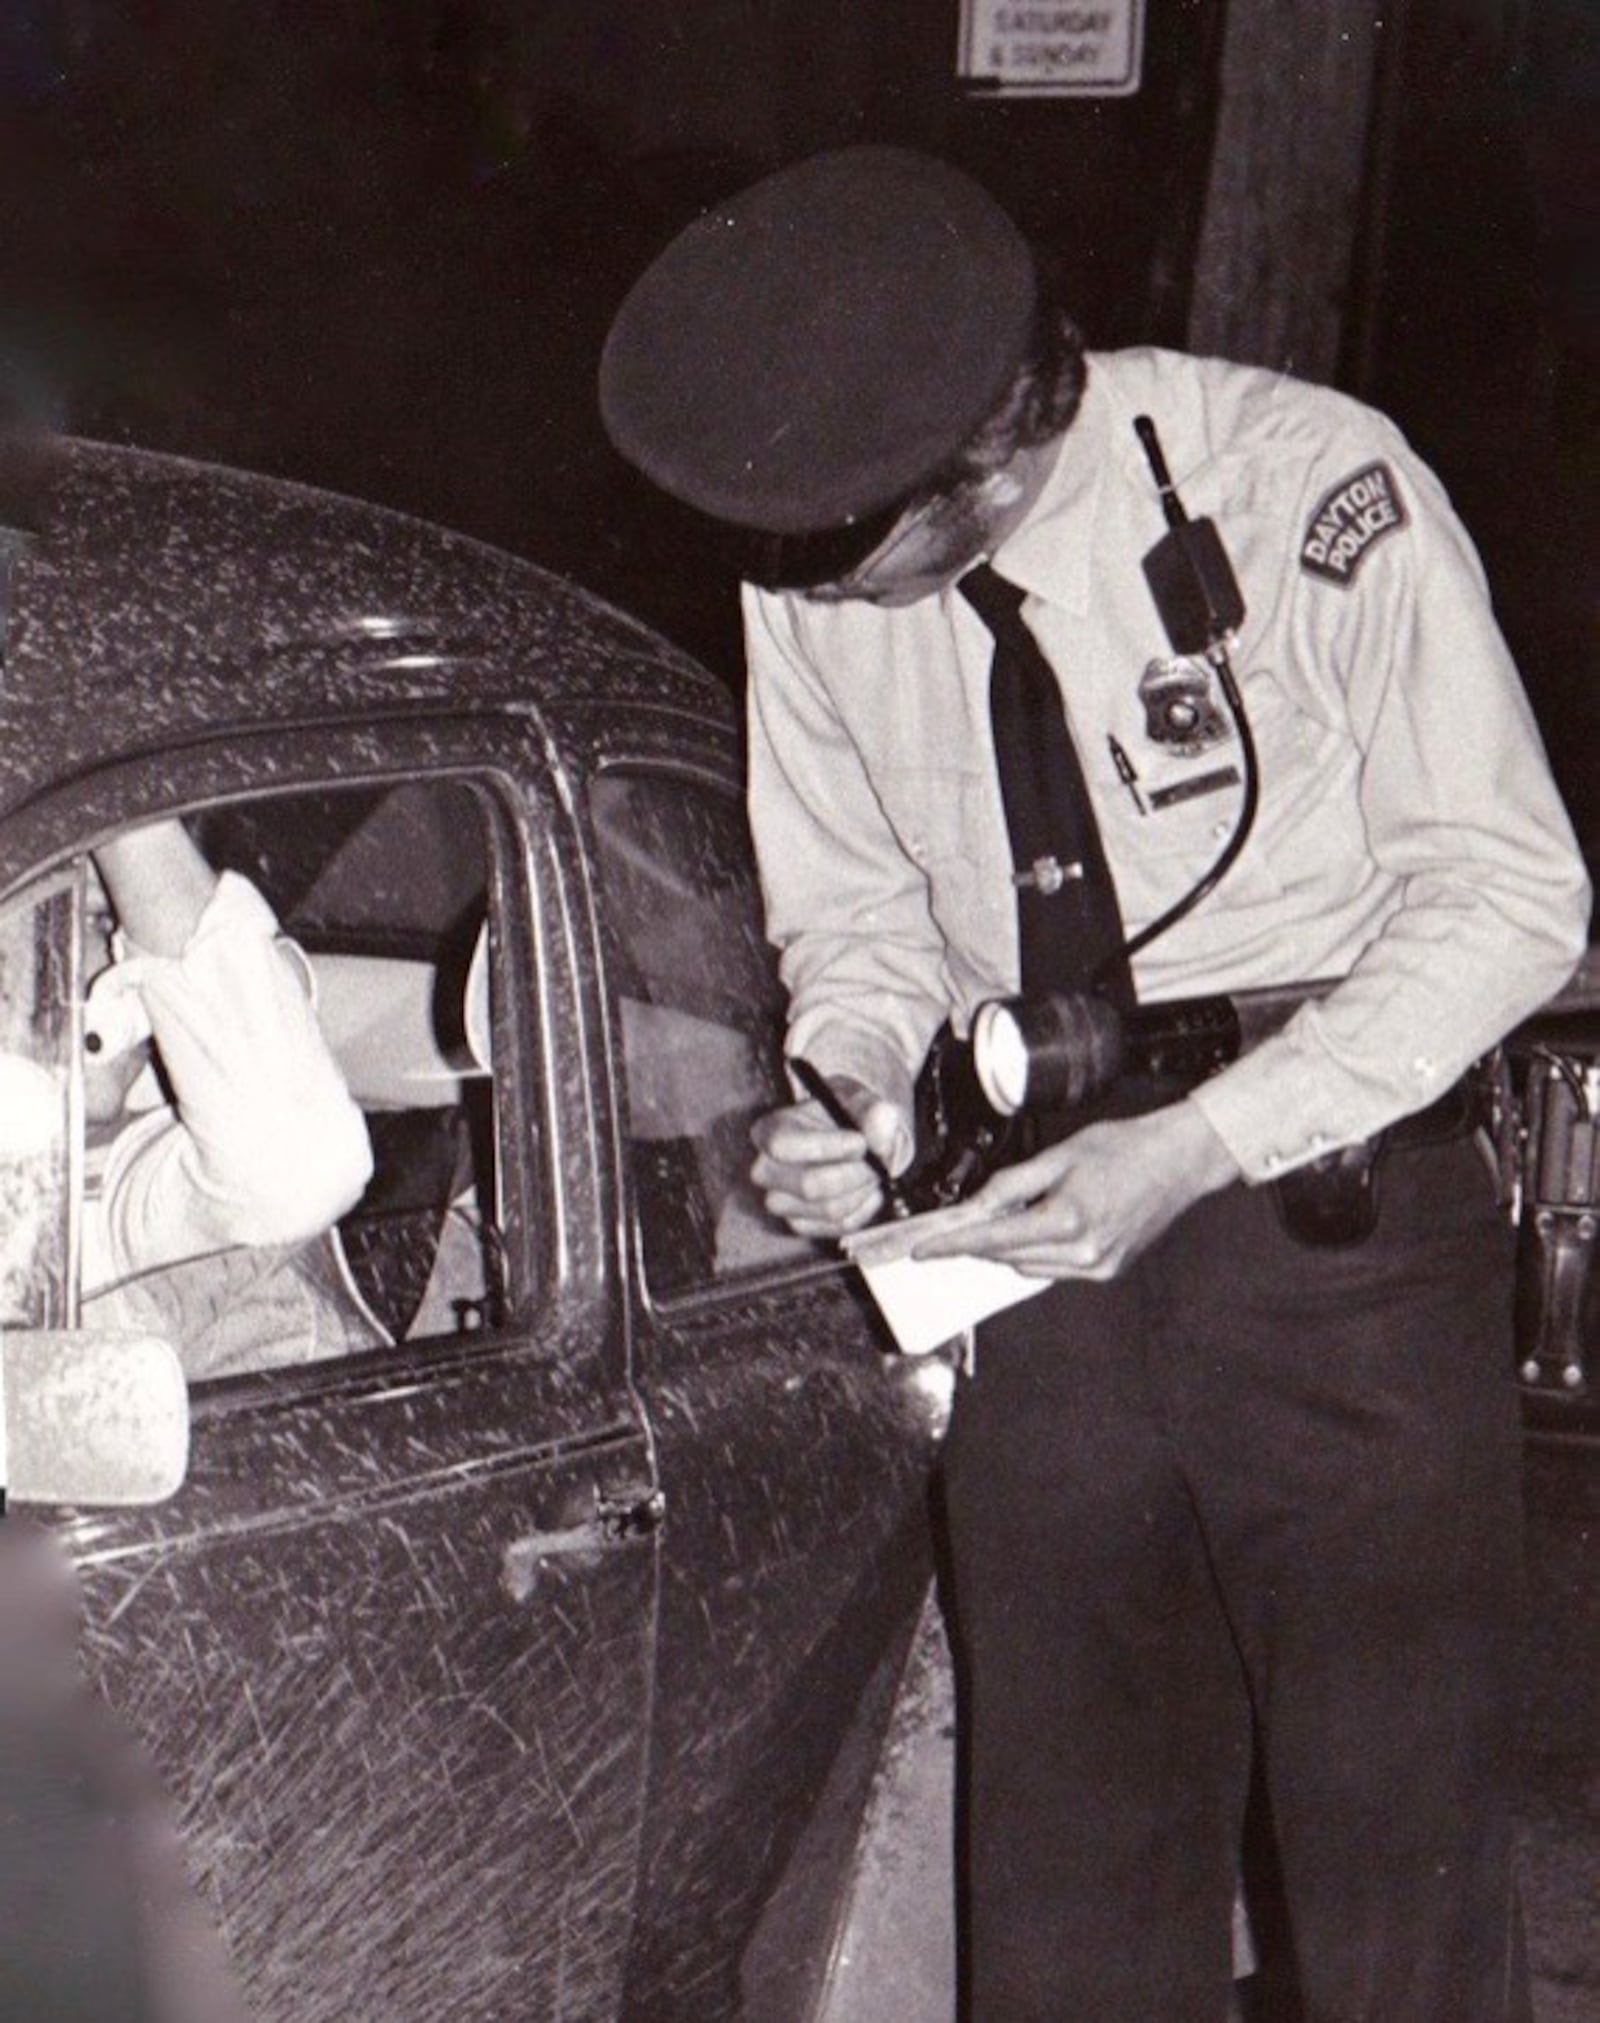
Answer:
[
  {"left": 1211, "top": 819, "right": 1231, "bottom": 840},
  {"left": 1309, "top": 1132, "right": 1330, "bottom": 1153},
  {"left": 1263, "top": 1152, "right": 1282, "bottom": 1173},
  {"left": 1411, "top": 1055, "right": 1438, "bottom": 1084}
]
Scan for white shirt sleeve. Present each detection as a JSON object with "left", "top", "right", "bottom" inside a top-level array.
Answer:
[
  {"left": 91, "top": 872, "right": 374, "bottom": 1287},
  {"left": 745, "top": 584, "right": 950, "bottom": 1136},
  {"left": 1189, "top": 439, "right": 1591, "bottom": 1179}
]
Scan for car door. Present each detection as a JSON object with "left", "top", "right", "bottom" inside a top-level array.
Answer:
[
  {"left": 2, "top": 718, "right": 658, "bottom": 2023},
  {"left": 564, "top": 704, "right": 954, "bottom": 2022}
]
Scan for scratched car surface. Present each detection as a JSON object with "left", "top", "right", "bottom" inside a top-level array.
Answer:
[{"left": 0, "top": 440, "right": 948, "bottom": 2020}]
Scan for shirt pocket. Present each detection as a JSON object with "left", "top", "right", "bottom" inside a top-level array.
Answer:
[
  {"left": 1119, "top": 668, "right": 1333, "bottom": 918},
  {"left": 1130, "top": 752, "right": 1276, "bottom": 908}
]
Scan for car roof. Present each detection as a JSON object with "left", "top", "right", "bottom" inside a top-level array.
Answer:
[{"left": 0, "top": 435, "right": 728, "bottom": 819}]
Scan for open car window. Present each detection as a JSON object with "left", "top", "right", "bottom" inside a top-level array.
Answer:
[
  {"left": 589, "top": 768, "right": 825, "bottom": 1298},
  {"left": 2, "top": 778, "right": 514, "bottom": 1385}
]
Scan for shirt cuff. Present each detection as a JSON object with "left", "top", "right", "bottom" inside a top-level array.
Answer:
[
  {"left": 119, "top": 872, "right": 312, "bottom": 994},
  {"left": 1188, "top": 1022, "right": 1456, "bottom": 1183}
]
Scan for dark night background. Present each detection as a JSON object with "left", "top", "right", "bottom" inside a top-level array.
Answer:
[{"left": 0, "top": 0, "right": 1593, "bottom": 848}]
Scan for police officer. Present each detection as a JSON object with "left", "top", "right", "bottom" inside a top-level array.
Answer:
[{"left": 600, "top": 147, "right": 1589, "bottom": 2021}]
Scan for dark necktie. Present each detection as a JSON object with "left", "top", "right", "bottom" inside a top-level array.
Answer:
[{"left": 958, "top": 562, "right": 1134, "bottom": 1008}]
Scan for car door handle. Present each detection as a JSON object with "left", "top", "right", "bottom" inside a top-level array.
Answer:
[
  {"left": 501, "top": 1486, "right": 665, "bottom": 1598},
  {"left": 595, "top": 1485, "right": 667, "bottom": 1541}
]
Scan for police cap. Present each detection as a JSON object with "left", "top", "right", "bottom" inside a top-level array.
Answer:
[{"left": 599, "top": 146, "right": 1037, "bottom": 537}]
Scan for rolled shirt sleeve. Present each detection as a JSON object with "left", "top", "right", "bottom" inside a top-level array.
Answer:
[{"left": 94, "top": 872, "right": 374, "bottom": 1284}]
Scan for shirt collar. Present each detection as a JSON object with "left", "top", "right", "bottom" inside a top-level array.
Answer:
[{"left": 984, "top": 360, "right": 1115, "bottom": 615}]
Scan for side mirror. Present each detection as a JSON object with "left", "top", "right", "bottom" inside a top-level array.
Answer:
[{"left": 1, "top": 1332, "right": 189, "bottom": 1507}]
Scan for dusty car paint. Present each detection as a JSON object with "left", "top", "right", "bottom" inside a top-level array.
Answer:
[{"left": 2, "top": 440, "right": 947, "bottom": 2020}]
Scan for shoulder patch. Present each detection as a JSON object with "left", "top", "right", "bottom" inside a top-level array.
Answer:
[{"left": 1299, "top": 461, "right": 1407, "bottom": 586}]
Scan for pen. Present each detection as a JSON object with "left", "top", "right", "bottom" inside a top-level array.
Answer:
[
  {"left": 1107, "top": 733, "right": 1147, "bottom": 815},
  {"left": 787, "top": 1056, "right": 912, "bottom": 1220}
]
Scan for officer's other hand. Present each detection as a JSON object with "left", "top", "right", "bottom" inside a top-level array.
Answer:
[
  {"left": 751, "top": 1077, "right": 909, "bottom": 1237},
  {"left": 911, "top": 1098, "right": 1240, "bottom": 1280}
]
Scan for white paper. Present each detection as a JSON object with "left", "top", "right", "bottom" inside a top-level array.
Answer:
[
  {"left": 856, "top": 1251, "right": 1047, "bottom": 1356},
  {"left": 844, "top": 1203, "right": 1049, "bottom": 1357}
]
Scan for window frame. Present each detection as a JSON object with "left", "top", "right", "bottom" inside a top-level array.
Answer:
[
  {"left": 0, "top": 714, "right": 622, "bottom": 1408},
  {"left": 0, "top": 867, "right": 78, "bottom": 1330}
]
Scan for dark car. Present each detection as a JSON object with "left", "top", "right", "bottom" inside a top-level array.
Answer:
[
  {"left": 0, "top": 439, "right": 952, "bottom": 2021},
  {"left": 1, "top": 438, "right": 1593, "bottom": 2023}
]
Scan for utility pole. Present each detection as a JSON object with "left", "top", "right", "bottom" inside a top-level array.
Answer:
[{"left": 1187, "top": 3, "right": 1405, "bottom": 386}]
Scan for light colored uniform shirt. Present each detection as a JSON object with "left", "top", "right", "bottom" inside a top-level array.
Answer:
[
  {"left": 83, "top": 871, "right": 373, "bottom": 1294},
  {"left": 744, "top": 347, "right": 1591, "bottom": 1182}
]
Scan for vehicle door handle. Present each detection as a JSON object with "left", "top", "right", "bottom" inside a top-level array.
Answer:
[
  {"left": 595, "top": 1485, "right": 667, "bottom": 1541},
  {"left": 501, "top": 1485, "right": 665, "bottom": 1599}
]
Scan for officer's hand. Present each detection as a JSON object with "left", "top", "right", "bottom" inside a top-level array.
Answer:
[
  {"left": 911, "top": 1099, "right": 1240, "bottom": 1280},
  {"left": 751, "top": 1077, "right": 910, "bottom": 1237}
]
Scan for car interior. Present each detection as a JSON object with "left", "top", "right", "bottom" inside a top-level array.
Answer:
[
  {"left": 0, "top": 779, "right": 511, "bottom": 1381},
  {"left": 191, "top": 779, "right": 505, "bottom": 1366}
]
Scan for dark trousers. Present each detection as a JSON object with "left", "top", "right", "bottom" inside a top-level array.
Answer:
[{"left": 939, "top": 1132, "right": 1531, "bottom": 2023}]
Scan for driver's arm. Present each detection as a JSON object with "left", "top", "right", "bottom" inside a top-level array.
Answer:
[{"left": 92, "top": 822, "right": 372, "bottom": 1280}]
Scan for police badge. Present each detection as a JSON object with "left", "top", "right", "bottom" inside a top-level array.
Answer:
[{"left": 1138, "top": 654, "right": 1230, "bottom": 757}]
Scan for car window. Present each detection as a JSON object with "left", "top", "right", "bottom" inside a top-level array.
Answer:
[
  {"left": 0, "top": 779, "right": 513, "bottom": 1383},
  {"left": 589, "top": 769, "right": 823, "bottom": 1297}
]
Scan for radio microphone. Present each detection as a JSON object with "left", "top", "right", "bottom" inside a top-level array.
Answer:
[
  {"left": 1089, "top": 415, "right": 1258, "bottom": 982},
  {"left": 1134, "top": 414, "right": 1246, "bottom": 655}
]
